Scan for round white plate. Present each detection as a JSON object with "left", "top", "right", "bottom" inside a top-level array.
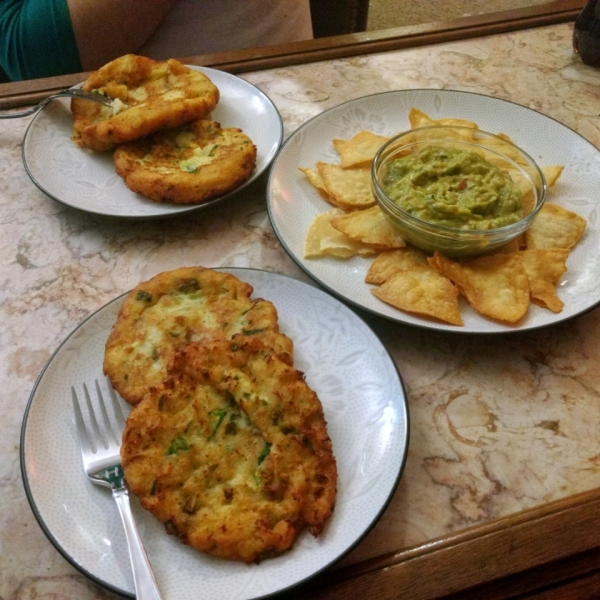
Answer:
[
  {"left": 20, "top": 268, "right": 409, "bottom": 599},
  {"left": 267, "top": 89, "right": 600, "bottom": 334},
  {"left": 22, "top": 66, "right": 283, "bottom": 218}
]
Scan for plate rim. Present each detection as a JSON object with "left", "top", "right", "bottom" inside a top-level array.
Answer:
[
  {"left": 21, "top": 66, "right": 283, "bottom": 220},
  {"left": 266, "top": 88, "right": 600, "bottom": 335},
  {"left": 19, "top": 267, "right": 410, "bottom": 599}
]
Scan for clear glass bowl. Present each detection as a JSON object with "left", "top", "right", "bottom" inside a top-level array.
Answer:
[{"left": 371, "top": 125, "right": 547, "bottom": 257}]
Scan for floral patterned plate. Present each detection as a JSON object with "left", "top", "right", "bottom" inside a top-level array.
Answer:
[
  {"left": 20, "top": 268, "right": 409, "bottom": 600},
  {"left": 22, "top": 67, "right": 283, "bottom": 218},
  {"left": 267, "top": 89, "right": 600, "bottom": 334}
]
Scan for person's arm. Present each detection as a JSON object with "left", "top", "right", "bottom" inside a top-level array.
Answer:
[
  {"left": 66, "top": 0, "right": 176, "bottom": 71},
  {"left": 0, "top": 0, "right": 82, "bottom": 81}
]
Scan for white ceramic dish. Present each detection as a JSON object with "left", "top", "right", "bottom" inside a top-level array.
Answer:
[
  {"left": 267, "top": 89, "right": 600, "bottom": 334},
  {"left": 20, "top": 268, "right": 409, "bottom": 599},
  {"left": 22, "top": 66, "right": 283, "bottom": 218}
]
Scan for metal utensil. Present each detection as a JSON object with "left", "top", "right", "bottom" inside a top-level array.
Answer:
[
  {"left": 72, "top": 379, "right": 164, "bottom": 600},
  {"left": 1, "top": 89, "right": 112, "bottom": 119}
]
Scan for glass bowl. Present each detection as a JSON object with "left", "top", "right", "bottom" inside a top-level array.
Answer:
[{"left": 371, "top": 125, "right": 547, "bottom": 257}]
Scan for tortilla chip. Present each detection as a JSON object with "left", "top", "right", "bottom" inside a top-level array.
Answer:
[
  {"left": 333, "top": 131, "right": 390, "bottom": 168},
  {"left": 331, "top": 205, "right": 406, "bottom": 250},
  {"left": 428, "top": 251, "right": 530, "bottom": 324},
  {"left": 476, "top": 136, "right": 530, "bottom": 167},
  {"left": 316, "top": 162, "right": 375, "bottom": 210},
  {"left": 372, "top": 268, "right": 463, "bottom": 326},
  {"left": 542, "top": 165, "right": 564, "bottom": 188},
  {"left": 525, "top": 203, "right": 586, "bottom": 251},
  {"left": 365, "top": 247, "right": 430, "bottom": 284},
  {"left": 409, "top": 107, "right": 479, "bottom": 131},
  {"left": 304, "top": 209, "right": 379, "bottom": 259},
  {"left": 494, "top": 237, "right": 522, "bottom": 254},
  {"left": 519, "top": 248, "right": 569, "bottom": 312},
  {"left": 299, "top": 166, "right": 330, "bottom": 201},
  {"left": 504, "top": 166, "right": 541, "bottom": 216},
  {"left": 412, "top": 126, "right": 475, "bottom": 146}
]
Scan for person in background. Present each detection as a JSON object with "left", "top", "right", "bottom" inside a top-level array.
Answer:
[{"left": 0, "top": 0, "right": 313, "bottom": 82}]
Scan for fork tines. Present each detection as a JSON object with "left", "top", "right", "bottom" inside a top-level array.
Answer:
[{"left": 72, "top": 379, "right": 126, "bottom": 454}]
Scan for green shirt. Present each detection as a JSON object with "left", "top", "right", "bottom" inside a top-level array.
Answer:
[{"left": 0, "top": 0, "right": 82, "bottom": 81}]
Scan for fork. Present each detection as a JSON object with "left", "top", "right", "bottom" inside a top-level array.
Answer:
[
  {"left": 0, "top": 88, "right": 113, "bottom": 119},
  {"left": 72, "top": 380, "right": 164, "bottom": 600}
]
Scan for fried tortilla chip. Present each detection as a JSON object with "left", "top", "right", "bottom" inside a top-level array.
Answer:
[
  {"left": 542, "top": 165, "right": 564, "bottom": 188},
  {"left": 316, "top": 162, "right": 375, "bottom": 210},
  {"left": 408, "top": 107, "right": 479, "bottom": 131},
  {"left": 372, "top": 268, "right": 463, "bottom": 326},
  {"left": 304, "top": 209, "right": 379, "bottom": 259},
  {"left": 494, "top": 237, "right": 523, "bottom": 254},
  {"left": 299, "top": 166, "right": 330, "bottom": 201},
  {"left": 330, "top": 205, "right": 406, "bottom": 250},
  {"left": 475, "top": 136, "right": 530, "bottom": 168},
  {"left": 519, "top": 248, "right": 569, "bottom": 312},
  {"left": 332, "top": 131, "right": 389, "bottom": 168},
  {"left": 525, "top": 203, "right": 586, "bottom": 250},
  {"left": 428, "top": 251, "right": 530, "bottom": 324},
  {"left": 365, "top": 247, "right": 430, "bottom": 284}
]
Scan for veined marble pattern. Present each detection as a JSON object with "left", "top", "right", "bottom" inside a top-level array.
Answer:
[{"left": 2, "top": 22, "right": 600, "bottom": 599}]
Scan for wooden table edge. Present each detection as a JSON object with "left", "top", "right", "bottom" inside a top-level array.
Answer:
[
  {"left": 0, "top": 0, "right": 584, "bottom": 109},
  {"left": 291, "top": 487, "right": 600, "bottom": 599}
]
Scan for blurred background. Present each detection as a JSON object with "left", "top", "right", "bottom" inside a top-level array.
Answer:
[{"left": 367, "top": 0, "right": 553, "bottom": 30}]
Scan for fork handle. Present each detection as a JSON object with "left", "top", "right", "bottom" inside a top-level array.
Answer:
[{"left": 113, "top": 488, "right": 164, "bottom": 600}]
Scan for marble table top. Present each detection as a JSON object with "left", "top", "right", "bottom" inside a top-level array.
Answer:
[{"left": 2, "top": 21, "right": 600, "bottom": 599}]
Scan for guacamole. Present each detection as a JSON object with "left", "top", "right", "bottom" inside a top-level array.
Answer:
[{"left": 381, "top": 146, "right": 523, "bottom": 230}]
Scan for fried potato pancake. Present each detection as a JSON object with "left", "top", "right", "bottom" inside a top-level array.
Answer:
[
  {"left": 113, "top": 119, "right": 257, "bottom": 204},
  {"left": 71, "top": 54, "right": 219, "bottom": 151},
  {"left": 103, "top": 267, "right": 293, "bottom": 405},
  {"left": 121, "top": 336, "right": 337, "bottom": 563}
]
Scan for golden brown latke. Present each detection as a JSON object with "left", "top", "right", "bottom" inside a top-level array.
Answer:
[
  {"left": 113, "top": 119, "right": 257, "bottom": 204},
  {"left": 103, "top": 267, "right": 293, "bottom": 405},
  {"left": 121, "top": 336, "right": 337, "bottom": 563},
  {"left": 71, "top": 54, "right": 219, "bottom": 151}
]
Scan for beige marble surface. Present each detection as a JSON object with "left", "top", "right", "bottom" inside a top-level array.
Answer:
[{"left": 3, "top": 21, "right": 600, "bottom": 599}]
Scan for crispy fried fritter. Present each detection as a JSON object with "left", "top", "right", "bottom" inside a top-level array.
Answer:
[
  {"left": 113, "top": 120, "right": 257, "bottom": 204},
  {"left": 121, "top": 336, "right": 337, "bottom": 563},
  {"left": 103, "top": 267, "right": 293, "bottom": 405},
  {"left": 71, "top": 54, "right": 219, "bottom": 151}
]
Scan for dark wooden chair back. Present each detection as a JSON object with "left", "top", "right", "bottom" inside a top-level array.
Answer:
[{"left": 310, "top": 0, "right": 370, "bottom": 38}]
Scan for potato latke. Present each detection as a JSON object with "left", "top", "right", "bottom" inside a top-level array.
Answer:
[
  {"left": 121, "top": 336, "right": 337, "bottom": 563},
  {"left": 103, "top": 267, "right": 293, "bottom": 405},
  {"left": 71, "top": 54, "right": 219, "bottom": 151},
  {"left": 113, "top": 119, "right": 257, "bottom": 204}
]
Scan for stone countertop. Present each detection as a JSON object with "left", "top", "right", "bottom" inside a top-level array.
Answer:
[{"left": 2, "top": 21, "right": 600, "bottom": 599}]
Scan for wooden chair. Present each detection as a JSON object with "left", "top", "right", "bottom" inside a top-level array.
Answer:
[{"left": 310, "top": 0, "right": 370, "bottom": 38}]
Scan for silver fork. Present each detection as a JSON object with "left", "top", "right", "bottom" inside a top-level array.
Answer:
[
  {"left": 72, "top": 379, "right": 164, "bottom": 600},
  {"left": 0, "top": 88, "right": 113, "bottom": 119}
]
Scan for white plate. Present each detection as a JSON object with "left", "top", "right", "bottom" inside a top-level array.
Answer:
[
  {"left": 20, "top": 268, "right": 408, "bottom": 599},
  {"left": 267, "top": 89, "right": 600, "bottom": 334},
  {"left": 22, "top": 67, "right": 283, "bottom": 218}
]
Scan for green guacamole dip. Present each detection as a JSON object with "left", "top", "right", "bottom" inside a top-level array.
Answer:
[{"left": 382, "top": 146, "right": 524, "bottom": 230}]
